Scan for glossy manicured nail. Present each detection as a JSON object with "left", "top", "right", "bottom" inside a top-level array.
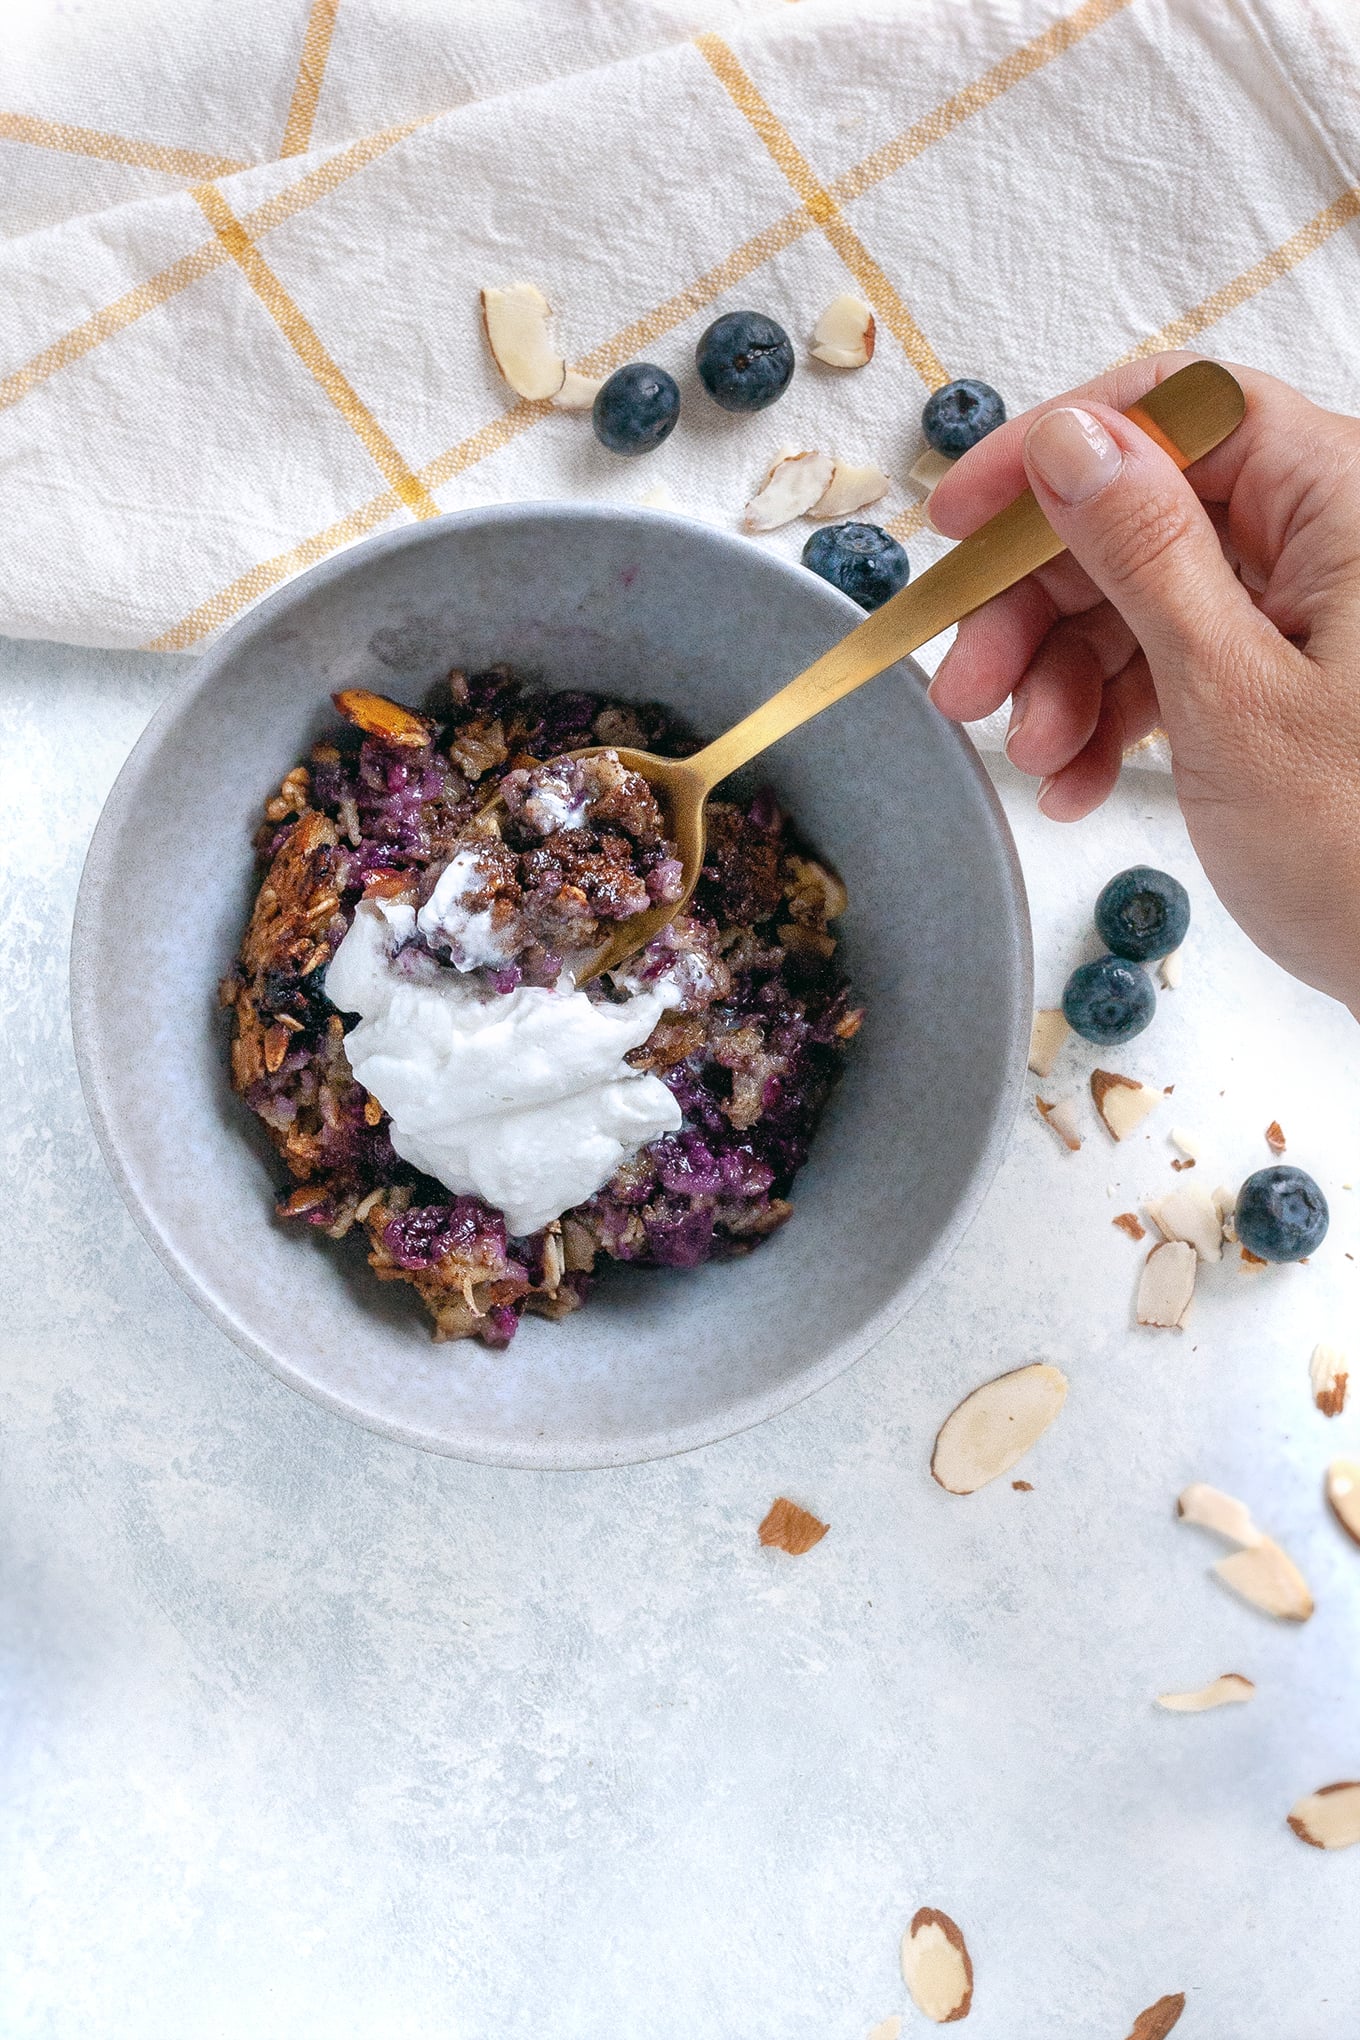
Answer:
[{"left": 1025, "top": 407, "right": 1122, "bottom": 505}]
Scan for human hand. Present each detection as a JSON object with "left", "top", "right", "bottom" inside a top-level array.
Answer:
[{"left": 925, "top": 354, "right": 1360, "bottom": 1012}]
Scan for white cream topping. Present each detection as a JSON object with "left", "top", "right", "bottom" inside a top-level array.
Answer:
[
  {"left": 325, "top": 900, "right": 681, "bottom": 1236},
  {"left": 415, "top": 845, "right": 515, "bottom": 970}
]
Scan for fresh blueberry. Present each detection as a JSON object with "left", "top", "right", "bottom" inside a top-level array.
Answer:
[
  {"left": 1061, "top": 953, "right": 1156, "bottom": 1044},
  {"left": 592, "top": 363, "right": 680, "bottom": 457},
  {"left": 1235, "top": 1166, "right": 1329, "bottom": 1262},
  {"left": 921, "top": 378, "right": 1006, "bottom": 457},
  {"left": 1094, "top": 865, "right": 1190, "bottom": 961},
  {"left": 801, "top": 523, "right": 910, "bottom": 611},
  {"left": 695, "top": 310, "right": 795, "bottom": 412}
]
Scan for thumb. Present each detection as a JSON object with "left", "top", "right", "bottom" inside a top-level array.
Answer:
[{"left": 1021, "top": 402, "right": 1259, "bottom": 678}]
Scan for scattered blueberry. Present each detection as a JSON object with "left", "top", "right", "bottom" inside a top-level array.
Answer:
[
  {"left": 592, "top": 363, "right": 680, "bottom": 457},
  {"left": 1235, "top": 1166, "right": 1329, "bottom": 1263},
  {"left": 1094, "top": 865, "right": 1190, "bottom": 961},
  {"left": 695, "top": 310, "right": 795, "bottom": 412},
  {"left": 921, "top": 377, "right": 1006, "bottom": 457},
  {"left": 801, "top": 523, "right": 910, "bottom": 611},
  {"left": 1061, "top": 953, "right": 1156, "bottom": 1045}
]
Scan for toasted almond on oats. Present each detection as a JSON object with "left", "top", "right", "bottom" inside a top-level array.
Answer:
[
  {"left": 551, "top": 367, "right": 605, "bottom": 410},
  {"left": 263, "top": 1022, "right": 290, "bottom": 1074},
  {"left": 758, "top": 1496, "right": 829, "bottom": 1554},
  {"left": 1156, "top": 1673, "right": 1255, "bottom": 1712},
  {"left": 332, "top": 689, "right": 431, "bottom": 747},
  {"left": 810, "top": 459, "right": 892, "bottom": 518},
  {"left": 909, "top": 448, "right": 955, "bottom": 494},
  {"left": 480, "top": 282, "right": 566, "bottom": 400},
  {"left": 1035, "top": 1094, "right": 1081, "bottom": 1151},
  {"left": 1326, "top": 1459, "right": 1360, "bottom": 1546},
  {"left": 1145, "top": 1184, "right": 1223, "bottom": 1263},
  {"left": 866, "top": 2021, "right": 902, "bottom": 2040},
  {"left": 902, "top": 1909, "right": 973, "bottom": 2024},
  {"left": 931, "top": 1363, "right": 1067, "bottom": 1495},
  {"left": 1092, "top": 1069, "right": 1164, "bottom": 1140},
  {"left": 1310, "top": 1343, "right": 1349, "bottom": 1417},
  {"left": 1027, "top": 1008, "right": 1070, "bottom": 1079},
  {"left": 811, "top": 293, "right": 876, "bottom": 367},
  {"left": 280, "top": 1185, "right": 329, "bottom": 1217},
  {"left": 1214, "top": 1538, "right": 1313, "bottom": 1621},
  {"left": 744, "top": 450, "right": 836, "bottom": 532},
  {"left": 1113, "top": 1212, "right": 1147, "bottom": 1241},
  {"left": 1265, "top": 1119, "right": 1287, "bottom": 1155},
  {"left": 1136, "top": 1240, "right": 1196, "bottom": 1328},
  {"left": 1158, "top": 948, "right": 1183, "bottom": 990},
  {"left": 1287, "top": 1781, "right": 1360, "bottom": 1850},
  {"left": 1169, "top": 1126, "right": 1201, "bottom": 1162},
  {"left": 1126, "top": 1995, "right": 1186, "bottom": 2040}
]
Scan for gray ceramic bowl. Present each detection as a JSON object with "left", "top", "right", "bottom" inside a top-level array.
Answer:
[{"left": 72, "top": 503, "right": 1030, "bottom": 1469}]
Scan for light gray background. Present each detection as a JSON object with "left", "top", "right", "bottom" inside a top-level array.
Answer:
[{"left": 3, "top": 633, "right": 1358, "bottom": 2038}]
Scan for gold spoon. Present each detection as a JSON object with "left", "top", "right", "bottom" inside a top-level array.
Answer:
[{"left": 571, "top": 359, "right": 1246, "bottom": 980}]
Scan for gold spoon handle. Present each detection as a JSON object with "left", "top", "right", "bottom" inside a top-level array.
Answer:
[{"left": 686, "top": 359, "right": 1246, "bottom": 794}]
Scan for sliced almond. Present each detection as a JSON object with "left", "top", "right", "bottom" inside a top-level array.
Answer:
[
  {"left": 1035, "top": 1094, "right": 1081, "bottom": 1152},
  {"left": 551, "top": 367, "right": 604, "bottom": 411},
  {"left": 1158, "top": 949, "right": 1183, "bottom": 990},
  {"left": 901, "top": 1908, "right": 973, "bottom": 2024},
  {"left": 332, "top": 688, "right": 431, "bottom": 747},
  {"left": 480, "top": 282, "right": 565, "bottom": 400},
  {"left": 1211, "top": 1185, "right": 1238, "bottom": 1241},
  {"left": 1145, "top": 1184, "right": 1223, "bottom": 1263},
  {"left": 1176, "top": 1483, "right": 1262, "bottom": 1547},
  {"left": 1325, "top": 1458, "right": 1360, "bottom": 1546},
  {"left": 1028, "top": 1008, "right": 1070, "bottom": 1079},
  {"left": 1156, "top": 1673, "right": 1255, "bottom": 1712},
  {"left": 909, "top": 448, "right": 955, "bottom": 493},
  {"left": 1287, "top": 1781, "right": 1360, "bottom": 1850},
  {"left": 1214, "top": 1538, "right": 1313, "bottom": 1621},
  {"left": 1265, "top": 1119, "right": 1286, "bottom": 1155},
  {"left": 1169, "top": 1126, "right": 1201, "bottom": 1162},
  {"left": 810, "top": 460, "right": 891, "bottom": 518},
  {"left": 1126, "top": 1995, "right": 1186, "bottom": 2040},
  {"left": 931, "top": 1363, "right": 1067, "bottom": 1495},
  {"left": 1136, "top": 1240, "right": 1196, "bottom": 1328},
  {"left": 745, "top": 451, "right": 835, "bottom": 533},
  {"left": 1310, "top": 1343, "right": 1349, "bottom": 1418},
  {"left": 866, "top": 2021, "right": 902, "bottom": 2040},
  {"left": 1113, "top": 1212, "right": 1147, "bottom": 1241},
  {"left": 1092, "top": 1069, "right": 1164, "bottom": 1141},
  {"left": 637, "top": 482, "right": 677, "bottom": 511},
  {"left": 811, "top": 294, "right": 876, "bottom": 368},
  {"left": 758, "top": 1496, "right": 829, "bottom": 1555}
]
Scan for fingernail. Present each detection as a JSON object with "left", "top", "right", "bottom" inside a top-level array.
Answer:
[
  {"left": 1024, "top": 407, "right": 1122, "bottom": 505},
  {"left": 1036, "top": 773, "right": 1060, "bottom": 816},
  {"left": 1003, "top": 698, "right": 1028, "bottom": 760}
]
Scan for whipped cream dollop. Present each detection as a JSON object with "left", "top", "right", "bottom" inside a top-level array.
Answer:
[{"left": 325, "top": 899, "right": 681, "bottom": 1236}]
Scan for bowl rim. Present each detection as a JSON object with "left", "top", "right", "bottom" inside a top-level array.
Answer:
[{"left": 70, "top": 500, "right": 1032, "bottom": 1469}]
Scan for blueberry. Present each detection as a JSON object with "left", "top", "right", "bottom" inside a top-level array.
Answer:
[
  {"left": 1061, "top": 953, "right": 1156, "bottom": 1045},
  {"left": 1236, "top": 1166, "right": 1329, "bottom": 1262},
  {"left": 1094, "top": 865, "right": 1190, "bottom": 961},
  {"left": 695, "top": 310, "right": 794, "bottom": 413},
  {"left": 801, "top": 523, "right": 910, "bottom": 611},
  {"left": 921, "top": 378, "right": 1006, "bottom": 457},
  {"left": 592, "top": 363, "right": 680, "bottom": 457}
]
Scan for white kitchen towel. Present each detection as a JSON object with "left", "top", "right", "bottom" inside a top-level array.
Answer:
[{"left": 2, "top": 0, "right": 1358, "bottom": 762}]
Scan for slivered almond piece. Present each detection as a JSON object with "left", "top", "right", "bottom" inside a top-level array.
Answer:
[
  {"left": 931, "top": 1363, "right": 1067, "bottom": 1494},
  {"left": 551, "top": 367, "right": 604, "bottom": 410},
  {"left": 1326, "top": 1458, "right": 1360, "bottom": 1546},
  {"left": 1126, "top": 1995, "right": 1186, "bottom": 2040},
  {"left": 811, "top": 294, "right": 876, "bottom": 367},
  {"left": 1310, "top": 1344, "right": 1349, "bottom": 1418},
  {"left": 745, "top": 450, "right": 835, "bottom": 532},
  {"left": 909, "top": 448, "right": 955, "bottom": 493},
  {"left": 1265, "top": 1119, "right": 1286, "bottom": 1155},
  {"left": 1158, "top": 948, "right": 1183, "bottom": 989},
  {"left": 1176, "top": 1483, "right": 1262, "bottom": 1547},
  {"left": 1287, "top": 1781, "right": 1360, "bottom": 1850},
  {"left": 1113, "top": 1212, "right": 1147, "bottom": 1241},
  {"left": 866, "top": 2021, "right": 902, "bottom": 2040},
  {"left": 901, "top": 1908, "right": 973, "bottom": 2024},
  {"left": 810, "top": 460, "right": 891, "bottom": 518},
  {"left": 332, "top": 689, "right": 431, "bottom": 747},
  {"left": 1145, "top": 1184, "right": 1223, "bottom": 1263},
  {"left": 1156, "top": 1673, "right": 1255, "bottom": 1712},
  {"left": 758, "top": 1496, "right": 828, "bottom": 1554},
  {"left": 1028, "top": 1008, "right": 1070, "bottom": 1079},
  {"left": 480, "top": 282, "right": 566, "bottom": 400},
  {"left": 1211, "top": 1185, "right": 1238, "bottom": 1241},
  {"left": 1214, "top": 1538, "right": 1313, "bottom": 1621},
  {"left": 1136, "top": 1240, "right": 1196, "bottom": 1327},
  {"left": 1092, "top": 1069, "right": 1164, "bottom": 1140},
  {"left": 1169, "top": 1126, "right": 1201, "bottom": 1162},
  {"left": 1035, "top": 1094, "right": 1081, "bottom": 1151}
]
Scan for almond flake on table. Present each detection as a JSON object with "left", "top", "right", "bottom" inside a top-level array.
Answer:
[
  {"left": 1113, "top": 1212, "right": 1147, "bottom": 1241},
  {"left": 1092, "top": 1069, "right": 1163, "bottom": 1140},
  {"left": 480, "top": 282, "right": 566, "bottom": 400},
  {"left": 1287, "top": 1781, "right": 1360, "bottom": 1851},
  {"left": 908, "top": 448, "right": 954, "bottom": 496},
  {"left": 1136, "top": 1240, "right": 1196, "bottom": 1327},
  {"left": 810, "top": 294, "right": 876, "bottom": 367},
  {"left": 1156, "top": 1673, "right": 1255, "bottom": 1712},
  {"left": 1027, "top": 1008, "right": 1070, "bottom": 1079},
  {"left": 744, "top": 451, "right": 835, "bottom": 532},
  {"left": 758, "top": 1496, "right": 828, "bottom": 1555},
  {"left": 810, "top": 460, "right": 891, "bottom": 518},
  {"left": 1265, "top": 1119, "right": 1287, "bottom": 1154},
  {"left": 901, "top": 1908, "right": 973, "bottom": 2024},
  {"left": 931, "top": 1363, "right": 1067, "bottom": 1494},
  {"left": 1035, "top": 1093, "right": 1081, "bottom": 1151},
  {"left": 1145, "top": 1184, "right": 1223, "bottom": 1263},
  {"left": 1158, "top": 949, "right": 1183, "bottom": 989},
  {"left": 551, "top": 368, "right": 604, "bottom": 410},
  {"left": 865, "top": 2020, "right": 902, "bottom": 2040},
  {"left": 1125, "top": 1994, "right": 1186, "bottom": 2040},
  {"left": 1176, "top": 1481, "right": 1313, "bottom": 1619},
  {"left": 1326, "top": 1459, "right": 1360, "bottom": 1546},
  {"left": 1168, "top": 1126, "right": 1201, "bottom": 1162},
  {"left": 1310, "top": 1343, "right": 1349, "bottom": 1417}
]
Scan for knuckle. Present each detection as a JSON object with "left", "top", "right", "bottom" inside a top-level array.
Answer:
[{"left": 1097, "top": 490, "right": 1199, "bottom": 587}]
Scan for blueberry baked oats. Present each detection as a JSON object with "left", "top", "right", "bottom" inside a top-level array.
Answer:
[{"left": 221, "top": 669, "right": 862, "bottom": 1347}]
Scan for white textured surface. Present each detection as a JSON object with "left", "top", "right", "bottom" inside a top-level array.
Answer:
[{"left": 3, "top": 635, "right": 1359, "bottom": 2038}]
